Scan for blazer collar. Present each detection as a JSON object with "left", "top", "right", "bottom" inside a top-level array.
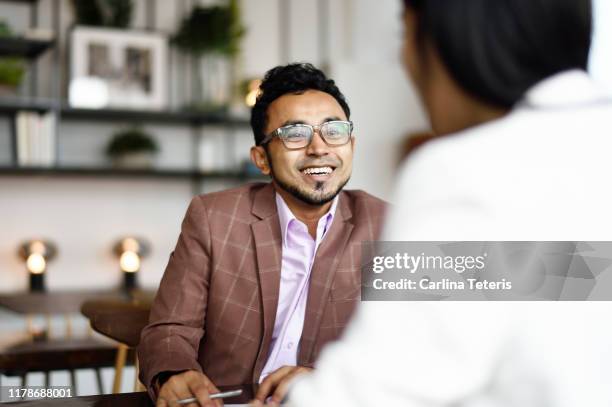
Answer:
[
  {"left": 251, "top": 183, "right": 278, "bottom": 220},
  {"left": 336, "top": 189, "right": 353, "bottom": 223}
]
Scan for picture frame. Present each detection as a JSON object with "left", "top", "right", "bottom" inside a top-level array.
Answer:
[{"left": 69, "top": 26, "right": 167, "bottom": 110}]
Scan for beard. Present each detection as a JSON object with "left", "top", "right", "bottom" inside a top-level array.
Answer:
[{"left": 268, "top": 159, "right": 350, "bottom": 206}]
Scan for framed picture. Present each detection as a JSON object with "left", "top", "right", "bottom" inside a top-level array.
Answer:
[{"left": 69, "top": 26, "right": 167, "bottom": 110}]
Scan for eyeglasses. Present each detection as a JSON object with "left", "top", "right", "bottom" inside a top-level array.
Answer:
[{"left": 260, "top": 120, "right": 353, "bottom": 150}]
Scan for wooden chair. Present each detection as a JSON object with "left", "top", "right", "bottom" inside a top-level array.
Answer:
[
  {"left": 81, "top": 299, "right": 151, "bottom": 393},
  {"left": 0, "top": 317, "right": 121, "bottom": 394}
]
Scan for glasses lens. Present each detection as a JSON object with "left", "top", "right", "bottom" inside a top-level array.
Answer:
[
  {"left": 281, "top": 125, "right": 312, "bottom": 148},
  {"left": 321, "top": 121, "right": 351, "bottom": 145}
]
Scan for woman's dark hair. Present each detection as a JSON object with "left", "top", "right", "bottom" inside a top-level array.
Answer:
[
  {"left": 251, "top": 63, "right": 351, "bottom": 145},
  {"left": 403, "top": 0, "right": 592, "bottom": 108}
]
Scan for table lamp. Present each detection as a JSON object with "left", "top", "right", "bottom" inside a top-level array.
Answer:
[
  {"left": 113, "top": 237, "right": 150, "bottom": 291},
  {"left": 18, "top": 240, "right": 57, "bottom": 292}
]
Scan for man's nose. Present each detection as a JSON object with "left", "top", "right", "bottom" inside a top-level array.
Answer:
[{"left": 305, "top": 131, "right": 329, "bottom": 156}]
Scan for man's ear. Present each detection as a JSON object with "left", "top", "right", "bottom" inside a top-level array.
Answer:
[{"left": 250, "top": 146, "right": 271, "bottom": 175}]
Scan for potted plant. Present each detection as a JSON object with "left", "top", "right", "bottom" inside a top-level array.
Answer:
[
  {"left": 0, "top": 58, "right": 25, "bottom": 95},
  {"left": 70, "top": 0, "right": 133, "bottom": 28},
  {"left": 172, "top": 0, "right": 245, "bottom": 112},
  {"left": 105, "top": 127, "right": 159, "bottom": 168},
  {"left": 0, "top": 21, "right": 26, "bottom": 95}
]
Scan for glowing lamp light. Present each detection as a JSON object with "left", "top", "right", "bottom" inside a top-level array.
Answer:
[
  {"left": 113, "top": 237, "right": 150, "bottom": 291},
  {"left": 245, "top": 79, "right": 262, "bottom": 107},
  {"left": 18, "top": 240, "right": 57, "bottom": 292},
  {"left": 120, "top": 251, "right": 140, "bottom": 273},
  {"left": 27, "top": 253, "right": 46, "bottom": 274}
]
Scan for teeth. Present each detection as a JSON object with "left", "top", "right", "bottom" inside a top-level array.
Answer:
[{"left": 303, "top": 166, "right": 333, "bottom": 175}]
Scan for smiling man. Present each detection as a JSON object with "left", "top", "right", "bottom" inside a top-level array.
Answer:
[{"left": 138, "top": 63, "right": 387, "bottom": 406}]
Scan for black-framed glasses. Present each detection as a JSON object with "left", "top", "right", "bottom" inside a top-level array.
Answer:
[{"left": 260, "top": 120, "right": 354, "bottom": 150}]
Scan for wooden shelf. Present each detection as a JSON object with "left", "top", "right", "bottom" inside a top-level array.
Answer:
[
  {"left": 0, "top": 166, "right": 266, "bottom": 181},
  {"left": 60, "top": 106, "right": 250, "bottom": 126},
  {"left": 0, "top": 37, "right": 54, "bottom": 59},
  {"left": 0, "top": 100, "right": 250, "bottom": 126},
  {"left": 0, "top": 97, "right": 57, "bottom": 114},
  {"left": 0, "top": 0, "right": 39, "bottom": 3}
]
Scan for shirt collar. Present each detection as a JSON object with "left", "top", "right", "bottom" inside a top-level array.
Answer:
[
  {"left": 519, "top": 69, "right": 611, "bottom": 110},
  {"left": 276, "top": 193, "right": 339, "bottom": 246}
]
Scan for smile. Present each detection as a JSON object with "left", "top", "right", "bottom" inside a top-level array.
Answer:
[{"left": 301, "top": 166, "right": 334, "bottom": 175}]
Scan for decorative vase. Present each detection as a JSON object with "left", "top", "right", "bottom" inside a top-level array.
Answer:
[
  {"left": 191, "top": 53, "right": 232, "bottom": 112},
  {"left": 0, "top": 84, "right": 18, "bottom": 97},
  {"left": 111, "top": 151, "right": 156, "bottom": 169}
]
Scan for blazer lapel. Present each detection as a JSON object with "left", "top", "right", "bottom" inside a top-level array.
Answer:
[
  {"left": 298, "top": 192, "right": 354, "bottom": 365},
  {"left": 250, "top": 183, "right": 283, "bottom": 381}
]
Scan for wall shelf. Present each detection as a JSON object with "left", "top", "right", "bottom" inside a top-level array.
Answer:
[
  {"left": 60, "top": 106, "right": 250, "bottom": 127},
  {"left": 0, "top": 37, "right": 54, "bottom": 59},
  {"left": 0, "top": 0, "right": 38, "bottom": 4},
  {"left": 0, "top": 0, "right": 256, "bottom": 193},
  {"left": 0, "top": 97, "right": 57, "bottom": 114},
  {"left": 0, "top": 166, "right": 266, "bottom": 181},
  {"left": 0, "top": 100, "right": 251, "bottom": 127}
]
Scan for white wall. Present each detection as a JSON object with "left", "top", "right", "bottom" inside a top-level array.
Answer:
[{"left": 0, "top": 0, "right": 419, "bottom": 293}]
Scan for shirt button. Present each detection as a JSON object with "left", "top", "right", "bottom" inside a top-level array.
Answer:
[{"left": 287, "top": 342, "right": 293, "bottom": 350}]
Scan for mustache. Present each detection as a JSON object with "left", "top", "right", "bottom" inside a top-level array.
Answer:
[{"left": 297, "top": 158, "right": 341, "bottom": 169}]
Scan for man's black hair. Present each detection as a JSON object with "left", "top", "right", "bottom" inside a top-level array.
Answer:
[
  {"left": 403, "top": 0, "right": 592, "bottom": 108},
  {"left": 250, "top": 63, "right": 351, "bottom": 146}
]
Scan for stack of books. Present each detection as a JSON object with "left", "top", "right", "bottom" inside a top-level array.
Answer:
[{"left": 15, "top": 111, "right": 57, "bottom": 167}]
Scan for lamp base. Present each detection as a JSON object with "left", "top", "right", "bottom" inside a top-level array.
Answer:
[
  {"left": 29, "top": 273, "right": 45, "bottom": 292},
  {"left": 123, "top": 271, "right": 138, "bottom": 291}
]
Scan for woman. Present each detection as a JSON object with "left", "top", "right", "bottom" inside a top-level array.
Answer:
[{"left": 286, "top": 0, "right": 612, "bottom": 406}]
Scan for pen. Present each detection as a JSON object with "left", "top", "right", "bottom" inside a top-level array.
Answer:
[{"left": 174, "top": 389, "right": 243, "bottom": 405}]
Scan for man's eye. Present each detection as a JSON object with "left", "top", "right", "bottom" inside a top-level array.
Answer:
[
  {"left": 324, "top": 124, "right": 346, "bottom": 138},
  {"left": 286, "top": 128, "right": 310, "bottom": 139}
]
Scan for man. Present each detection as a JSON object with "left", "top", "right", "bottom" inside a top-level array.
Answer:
[
  {"left": 137, "top": 63, "right": 386, "bottom": 406},
  {"left": 287, "top": 0, "right": 612, "bottom": 406}
]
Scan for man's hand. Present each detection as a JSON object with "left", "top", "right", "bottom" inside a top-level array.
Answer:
[
  {"left": 252, "top": 366, "right": 313, "bottom": 406},
  {"left": 156, "top": 370, "right": 222, "bottom": 407}
]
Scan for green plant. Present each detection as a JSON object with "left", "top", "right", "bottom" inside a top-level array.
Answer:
[
  {"left": 0, "top": 20, "right": 13, "bottom": 37},
  {"left": 172, "top": 0, "right": 245, "bottom": 56},
  {"left": 0, "top": 58, "right": 25, "bottom": 87},
  {"left": 71, "top": 0, "right": 133, "bottom": 28},
  {"left": 105, "top": 127, "right": 158, "bottom": 157}
]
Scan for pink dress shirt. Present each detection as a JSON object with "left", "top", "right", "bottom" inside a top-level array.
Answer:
[{"left": 259, "top": 193, "right": 338, "bottom": 382}]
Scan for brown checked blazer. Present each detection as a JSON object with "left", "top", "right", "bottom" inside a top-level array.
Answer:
[{"left": 138, "top": 182, "right": 386, "bottom": 394}]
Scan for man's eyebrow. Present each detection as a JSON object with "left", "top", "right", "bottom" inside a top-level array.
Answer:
[
  {"left": 281, "top": 120, "right": 307, "bottom": 126},
  {"left": 321, "top": 116, "right": 342, "bottom": 123},
  {"left": 280, "top": 117, "right": 343, "bottom": 127}
]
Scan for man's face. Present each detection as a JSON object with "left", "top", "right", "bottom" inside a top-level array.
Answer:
[{"left": 259, "top": 90, "right": 354, "bottom": 206}]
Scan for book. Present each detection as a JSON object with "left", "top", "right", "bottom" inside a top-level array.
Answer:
[{"left": 14, "top": 110, "right": 57, "bottom": 167}]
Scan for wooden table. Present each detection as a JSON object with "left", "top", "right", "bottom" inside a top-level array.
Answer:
[
  {"left": 3, "top": 391, "right": 153, "bottom": 406},
  {"left": 2, "top": 386, "right": 256, "bottom": 405},
  {"left": 0, "top": 290, "right": 155, "bottom": 315},
  {"left": 0, "top": 336, "right": 126, "bottom": 373}
]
